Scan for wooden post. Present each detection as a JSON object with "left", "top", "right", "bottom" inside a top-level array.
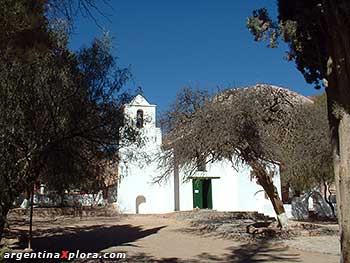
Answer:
[
  {"left": 174, "top": 153, "right": 180, "bottom": 211},
  {"left": 28, "top": 185, "right": 34, "bottom": 250}
]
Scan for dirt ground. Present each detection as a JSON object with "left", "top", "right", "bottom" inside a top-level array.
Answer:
[{"left": 3, "top": 212, "right": 340, "bottom": 263}]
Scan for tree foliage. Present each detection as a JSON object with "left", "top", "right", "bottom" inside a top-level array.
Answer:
[
  {"left": 163, "top": 85, "right": 313, "bottom": 174},
  {"left": 247, "top": 2, "right": 350, "bottom": 261},
  {"left": 46, "top": 0, "right": 111, "bottom": 29},
  {"left": 247, "top": 4, "right": 330, "bottom": 90},
  {"left": 160, "top": 87, "right": 333, "bottom": 197},
  {"left": 161, "top": 84, "right": 316, "bottom": 227},
  {"left": 0, "top": 0, "right": 135, "bottom": 241},
  {"left": 160, "top": 87, "right": 211, "bottom": 135},
  {"left": 281, "top": 94, "right": 333, "bottom": 193}
]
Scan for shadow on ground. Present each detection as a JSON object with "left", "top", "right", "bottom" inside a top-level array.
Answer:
[
  {"left": 6, "top": 224, "right": 165, "bottom": 262},
  {"left": 5, "top": 221, "right": 300, "bottom": 263},
  {"left": 78, "top": 242, "right": 300, "bottom": 263}
]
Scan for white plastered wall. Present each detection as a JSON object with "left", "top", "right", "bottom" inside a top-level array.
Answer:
[
  {"left": 178, "top": 160, "right": 281, "bottom": 218},
  {"left": 117, "top": 95, "right": 174, "bottom": 213}
]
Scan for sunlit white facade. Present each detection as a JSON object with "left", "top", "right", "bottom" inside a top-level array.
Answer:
[{"left": 117, "top": 95, "right": 281, "bottom": 218}]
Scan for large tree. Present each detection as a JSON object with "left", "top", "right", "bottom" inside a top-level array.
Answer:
[
  {"left": 161, "top": 84, "right": 313, "bottom": 227},
  {"left": 0, "top": 0, "right": 134, "bottom": 242},
  {"left": 247, "top": 2, "right": 350, "bottom": 261}
]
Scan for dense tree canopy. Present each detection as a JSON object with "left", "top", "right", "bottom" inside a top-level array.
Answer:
[{"left": 0, "top": 0, "right": 135, "bottom": 242}]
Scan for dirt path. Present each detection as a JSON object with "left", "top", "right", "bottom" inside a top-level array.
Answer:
[
  {"left": 111, "top": 215, "right": 339, "bottom": 262},
  {"left": 5, "top": 214, "right": 340, "bottom": 262}
]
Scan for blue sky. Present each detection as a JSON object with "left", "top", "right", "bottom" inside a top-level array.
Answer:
[{"left": 69, "top": 0, "right": 323, "bottom": 111}]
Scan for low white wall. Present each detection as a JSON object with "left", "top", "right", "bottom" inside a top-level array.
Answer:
[{"left": 284, "top": 204, "right": 293, "bottom": 219}]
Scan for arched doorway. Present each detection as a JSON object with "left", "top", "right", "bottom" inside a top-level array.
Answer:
[{"left": 136, "top": 195, "right": 146, "bottom": 214}]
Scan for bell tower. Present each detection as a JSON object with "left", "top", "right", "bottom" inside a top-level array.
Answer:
[{"left": 123, "top": 94, "right": 162, "bottom": 146}]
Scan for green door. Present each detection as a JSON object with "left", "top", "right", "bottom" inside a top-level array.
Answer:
[
  {"left": 192, "top": 179, "right": 212, "bottom": 209},
  {"left": 193, "top": 179, "right": 203, "bottom": 209}
]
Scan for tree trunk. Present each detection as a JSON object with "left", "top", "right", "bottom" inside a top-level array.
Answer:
[
  {"left": 324, "top": 4, "right": 350, "bottom": 254},
  {"left": 338, "top": 111, "right": 350, "bottom": 262},
  {"left": 326, "top": 73, "right": 350, "bottom": 263},
  {"left": 60, "top": 193, "right": 65, "bottom": 207},
  {"left": 326, "top": 31, "right": 350, "bottom": 260},
  {"left": 28, "top": 188, "right": 34, "bottom": 250},
  {"left": 250, "top": 161, "right": 287, "bottom": 228},
  {"left": 0, "top": 205, "right": 10, "bottom": 245},
  {"left": 323, "top": 181, "right": 335, "bottom": 218}
]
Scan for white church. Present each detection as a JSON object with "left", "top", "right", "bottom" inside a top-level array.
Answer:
[{"left": 116, "top": 94, "right": 282, "bottom": 218}]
